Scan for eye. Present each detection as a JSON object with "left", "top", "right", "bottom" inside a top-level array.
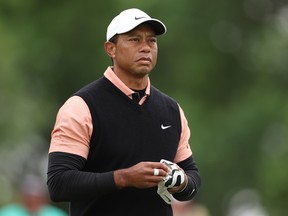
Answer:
[
  {"left": 150, "top": 38, "right": 157, "bottom": 43},
  {"left": 129, "top": 37, "right": 139, "bottom": 42}
]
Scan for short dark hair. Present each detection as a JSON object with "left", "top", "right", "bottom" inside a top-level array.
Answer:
[{"left": 109, "top": 34, "right": 119, "bottom": 44}]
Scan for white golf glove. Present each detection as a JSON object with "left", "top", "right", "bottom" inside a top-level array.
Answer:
[{"left": 157, "top": 159, "right": 185, "bottom": 204}]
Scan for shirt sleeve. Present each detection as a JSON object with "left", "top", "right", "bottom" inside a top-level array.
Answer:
[
  {"left": 47, "top": 152, "right": 117, "bottom": 202},
  {"left": 173, "top": 156, "right": 201, "bottom": 201},
  {"left": 173, "top": 105, "right": 193, "bottom": 163},
  {"left": 49, "top": 96, "right": 92, "bottom": 159}
]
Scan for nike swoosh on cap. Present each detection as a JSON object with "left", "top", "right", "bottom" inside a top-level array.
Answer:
[{"left": 135, "top": 16, "right": 147, "bottom": 20}]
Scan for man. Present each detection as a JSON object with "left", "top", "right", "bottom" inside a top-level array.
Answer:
[{"left": 47, "top": 8, "right": 201, "bottom": 216}]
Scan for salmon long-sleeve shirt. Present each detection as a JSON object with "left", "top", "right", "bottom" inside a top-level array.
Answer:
[
  {"left": 47, "top": 67, "right": 200, "bottom": 216},
  {"left": 49, "top": 67, "right": 192, "bottom": 162}
]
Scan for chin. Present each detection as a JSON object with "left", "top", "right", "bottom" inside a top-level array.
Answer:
[
  {"left": 136, "top": 69, "right": 152, "bottom": 77},
  {"left": 139, "top": 65, "right": 154, "bottom": 74}
]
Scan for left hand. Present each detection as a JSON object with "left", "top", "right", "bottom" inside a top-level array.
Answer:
[
  {"left": 160, "top": 160, "right": 187, "bottom": 194},
  {"left": 167, "top": 166, "right": 187, "bottom": 194}
]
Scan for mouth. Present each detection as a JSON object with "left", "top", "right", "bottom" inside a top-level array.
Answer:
[{"left": 137, "top": 57, "right": 152, "bottom": 64}]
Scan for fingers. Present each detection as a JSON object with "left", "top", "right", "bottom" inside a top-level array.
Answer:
[
  {"left": 114, "top": 161, "right": 175, "bottom": 189},
  {"left": 140, "top": 162, "right": 168, "bottom": 179},
  {"left": 146, "top": 161, "right": 171, "bottom": 174},
  {"left": 151, "top": 168, "right": 167, "bottom": 177},
  {"left": 134, "top": 162, "right": 169, "bottom": 176},
  {"left": 167, "top": 174, "right": 187, "bottom": 194},
  {"left": 153, "top": 168, "right": 160, "bottom": 176},
  {"left": 137, "top": 162, "right": 170, "bottom": 184}
]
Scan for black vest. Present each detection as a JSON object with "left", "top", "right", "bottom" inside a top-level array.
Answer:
[{"left": 73, "top": 76, "right": 182, "bottom": 216}]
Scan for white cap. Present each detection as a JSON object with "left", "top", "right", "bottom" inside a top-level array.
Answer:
[{"left": 106, "top": 8, "right": 167, "bottom": 41}]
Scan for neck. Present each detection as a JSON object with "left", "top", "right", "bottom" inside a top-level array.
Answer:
[{"left": 112, "top": 68, "right": 149, "bottom": 90}]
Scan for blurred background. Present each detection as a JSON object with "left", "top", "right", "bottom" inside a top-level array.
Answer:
[{"left": 0, "top": 0, "right": 287, "bottom": 215}]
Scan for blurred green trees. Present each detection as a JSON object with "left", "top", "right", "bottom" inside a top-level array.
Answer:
[{"left": 0, "top": 0, "right": 287, "bottom": 215}]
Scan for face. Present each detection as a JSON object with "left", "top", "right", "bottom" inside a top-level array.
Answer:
[{"left": 106, "top": 24, "right": 158, "bottom": 79}]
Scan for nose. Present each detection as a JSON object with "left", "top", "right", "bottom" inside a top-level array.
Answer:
[{"left": 140, "top": 40, "right": 151, "bottom": 53}]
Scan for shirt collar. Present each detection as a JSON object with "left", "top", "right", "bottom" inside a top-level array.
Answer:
[{"left": 103, "top": 66, "right": 151, "bottom": 97}]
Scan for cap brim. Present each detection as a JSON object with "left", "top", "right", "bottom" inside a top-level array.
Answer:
[
  {"left": 117, "top": 18, "right": 166, "bottom": 36},
  {"left": 142, "top": 19, "right": 166, "bottom": 35}
]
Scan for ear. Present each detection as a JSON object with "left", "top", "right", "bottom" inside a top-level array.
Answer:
[{"left": 104, "top": 41, "right": 116, "bottom": 58}]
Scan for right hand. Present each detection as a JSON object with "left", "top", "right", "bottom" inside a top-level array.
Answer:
[{"left": 114, "top": 161, "right": 170, "bottom": 189}]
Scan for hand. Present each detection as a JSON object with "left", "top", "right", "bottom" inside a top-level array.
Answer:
[
  {"left": 167, "top": 168, "right": 188, "bottom": 194},
  {"left": 157, "top": 160, "right": 187, "bottom": 204},
  {"left": 159, "top": 160, "right": 187, "bottom": 194},
  {"left": 114, "top": 161, "right": 170, "bottom": 189}
]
